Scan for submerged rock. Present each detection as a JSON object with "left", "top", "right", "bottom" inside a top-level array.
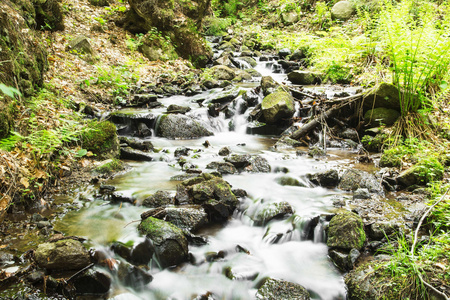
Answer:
[
  {"left": 255, "top": 278, "right": 310, "bottom": 300},
  {"left": 249, "top": 201, "right": 294, "bottom": 226},
  {"left": 261, "top": 91, "right": 295, "bottom": 124},
  {"left": 156, "top": 114, "right": 213, "bottom": 139},
  {"left": 327, "top": 211, "right": 366, "bottom": 251},
  {"left": 34, "top": 239, "right": 91, "bottom": 270},
  {"left": 138, "top": 217, "right": 188, "bottom": 268}
]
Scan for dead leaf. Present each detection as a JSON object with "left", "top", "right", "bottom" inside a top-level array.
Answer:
[
  {"left": 35, "top": 169, "right": 47, "bottom": 179},
  {"left": 20, "top": 177, "right": 29, "bottom": 188}
]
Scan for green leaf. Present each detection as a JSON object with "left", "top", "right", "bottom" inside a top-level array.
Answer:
[
  {"left": 0, "top": 83, "right": 21, "bottom": 98},
  {"left": 76, "top": 149, "right": 88, "bottom": 157}
]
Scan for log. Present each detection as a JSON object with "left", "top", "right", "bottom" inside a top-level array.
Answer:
[{"left": 289, "top": 93, "right": 363, "bottom": 141}]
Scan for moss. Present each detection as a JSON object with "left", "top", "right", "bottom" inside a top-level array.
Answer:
[
  {"left": 327, "top": 211, "right": 366, "bottom": 250},
  {"left": 81, "top": 120, "right": 119, "bottom": 159},
  {"left": 379, "top": 152, "right": 402, "bottom": 168},
  {"left": 93, "top": 158, "right": 124, "bottom": 174}
]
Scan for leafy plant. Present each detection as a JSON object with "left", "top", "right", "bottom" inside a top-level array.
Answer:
[{"left": 0, "top": 83, "right": 21, "bottom": 98}]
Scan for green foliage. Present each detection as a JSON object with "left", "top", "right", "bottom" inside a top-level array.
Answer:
[
  {"left": 0, "top": 83, "right": 21, "bottom": 98},
  {"left": 203, "top": 17, "right": 232, "bottom": 36},
  {"left": 311, "top": 1, "right": 331, "bottom": 30},
  {"left": 324, "top": 61, "right": 352, "bottom": 83},
  {"left": 375, "top": 0, "right": 450, "bottom": 116},
  {"left": 126, "top": 33, "right": 144, "bottom": 51},
  {"left": 415, "top": 156, "right": 444, "bottom": 183}
]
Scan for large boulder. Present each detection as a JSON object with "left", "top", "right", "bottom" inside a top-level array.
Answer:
[
  {"left": 331, "top": 1, "right": 355, "bottom": 20},
  {"left": 261, "top": 76, "right": 280, "bottom": 96},
  {"left": 248, "top": 201, "right": 294, "bottom": 226},
  {"left": 208, "top": 65, "right": 236, "bottom": 81},
  {"left": 327, "top": 211, "right": 366, "bottom": 251},
  {"left": 138, "top": 217, "right": 188, "bottom": 268},
  {"left": 156, "top": 114, "right": 213, "bottom": 139},
  {"left": 338, "top": 169, "right": 383, "bottom": 194},
  {"left": 34, "top": 239, "right": 91, "bottom": 270},
  {"left": 363, "top": 83, "right": 402, "bottom": 111},
  {"left": 72, "top": 270, "right": 111, "bottom": 295},
  {"left": 364, "top": 107, "right": 400, "bottom": 127},
  {"left": 256, "top": 278, "right": 310, "bottom": 300},
  {"left": 261, "top": 91, "right": 295, "bottom": 124},
  {"left": 122, "top": 0, "right": 212, "bottom": 67}
]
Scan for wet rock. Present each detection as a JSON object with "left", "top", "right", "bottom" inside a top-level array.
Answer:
[
  {"left": 111, "top": 192, "right": 135, "bottom": 204},
  {"left": 174, "top": 147, "right": 191, "bottom": 157},
  {"left": 255, "top": 278, "right": 310, "bottom": 300},
  {"left": 232, "top": 188, "right": 247, "bottom": 198},
  {"left": 290, "top": 49, "right": 306, "bottom": 61},
  {"left": 138, "top": 217, "right": 188, "bottom": 268},
  {"left": 224, "top": 266, "right": 259, "bottom": 281},
  {"left": 233, "top": 69, "right": 253, "bottom": 82},
  {"left": 331, "top": 1, "right": 355, "bottom": 20},
  {"left": 156, "top": 114, "right": 213, "bottom": 139},
  {"left": 238, "top": 56, "right": 257, "bottom": 68},
  {"left": 338, "top": 169, "right": 383, "bottom": 194},
  {"left": 117, "top": 263, "right": 152, "bottom": 289},
  {"left": 111, "top": 242, "right": 133, "bottom": 262},
  {"left": 73, "top": 270, "right": 111, "bottom": 295},
  {"left": 287, "top": 70, "right": 322, "bottom": 85},
  {"left": 110, "top": 111, "right": 156, "bottom": 135},
  {"left": 249, "top": 201, "right": 294, "bottom": 226},
  {"left": 328, "top": 249, "right": 351, "bottom": 271},
  {"left": 142, "top": 191, "right": 174, "bottom": 208},
  {"left": 353, "top": 188, "right": 371, "bottom": 200},
  {"left": 34, "top": 239, "right": 91, "bottom": 270},
  {"left": 167, "top": 104, "right": 191, "bottom": 114},
  {"left": 218, "top": 146, "right": 231, "bottom": 156},
  {"left": 345, "top": 266, "right": 378, "bottom": 299},
  {"left": 307, "top": 169, "right": 340, "bottom": 187},
  {"left": 225, "top": 154, "right": 271, "bottom": 173},
  {"left": 243, "top": 90, "right": 260, "bottom": 107},
  {"left": 275, "top": 176, "right": 308, "bottom": 187},
  {"left": 246, "top": 68, "right": 262, "bottom": 77},
  {"left": 164, "top": 206, "right": 208, "bottom": 231},
  {"left": 120, "top": 147, "right": 153, "bottom": 161},
  {"left": 308, "top": 147, "right": 326, "bottom": 157},
  {"left": 206, "top": 162, "right": 238, "bottom": 174},
  {"left": 119, "top": 136, "right": 153, "bottom": 151},
  {"left": 0, "top": 252, "right": 14, "bottom": 266},
  {"left": 261, "top": 91, "right": 295, "bottom": 124},
  {"left": 27, "top": 270, "right": 45, "bottom": 284},
  {"left": 209, "top": 86, "right": 240, "bottom": 104},
  {"left": 130, "top": 94, "right": 159, "bottom": 107},
  {"left": 327, "top": 211, "right": 366, "bottom": 251},
  {"left": 339, "top": 128, "right": 359, "bottom": 142},
  {"left": 364, "top": 107, "right": 400, "bottom": 127},
  {"left": 261, "top": 76, "right": 280, "bottom": 96},
  {"left": 130, "top": 239, "right": 154, "bottom": 265},
  {"left": 175, "top": 173, "right": 238, "bottom": 222}
]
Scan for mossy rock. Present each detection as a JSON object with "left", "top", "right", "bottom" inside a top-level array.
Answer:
[
  {"left": 256, "top": 278, "right": 310, "bottom": 300},
  {"left": 35, "top": 239, "right": 91, "bottom": 270},
  {"left": 0, "top": 101, "right": 14, "bottom": 139},
  {"left": 379, "top": 152, "right": 402, "bottom": 168},
  {"left": 82, "top": 121, "right": 120, "bottom": 160},
  {"left": 156, "top": 114, "right": 213, "bottom": 139},
  {"left": 138, "top": 217, "right": 188, "bottom": 268},
  {"left": 364, "top": 107, "right": 400, "bottom": 127},
  {"left": 0, "top": 0, "right": 48, "bottom": 96},
  {"left": 261, "top": 91, "right": 295, "bottom": 124},
  {"left": 93, "top": 158, "right": 125, "bottom": 174},
  {"left": 327, "top": 211, "right": 366, "bottom": 251},
  {"left": 139, "top": 32, "right": 178, "bottom": 61},
  {"left": 361, "top": 133, "right": 386, "bottom": 152}
]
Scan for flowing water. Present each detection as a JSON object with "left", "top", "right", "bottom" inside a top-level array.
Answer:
[{"left": 54, "top": 54, "right": 360, "bottom": 300}]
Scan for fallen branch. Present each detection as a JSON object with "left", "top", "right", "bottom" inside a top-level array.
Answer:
[{"left": 289, "top": 93, "right": 363, "bottom": 141}]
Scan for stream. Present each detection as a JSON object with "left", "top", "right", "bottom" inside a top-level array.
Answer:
[{"left": 53, "top": 48, "right": 362, "bottom": 300}]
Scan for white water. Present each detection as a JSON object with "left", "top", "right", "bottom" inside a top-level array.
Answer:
[{"left": 56, "top": 59, "right": 352, "bottom": 300}]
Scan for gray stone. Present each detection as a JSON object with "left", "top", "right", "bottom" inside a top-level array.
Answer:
[
  {"left": 276, "top": 176, "right": 307, "bottom": 187},
  {"left": 369, "top": 221, "right": 399, "bottom": 240},
  {"left": 331, "top": 1, "right": 355, "bottom": 20},
  {"left": 218, "top": 146, "right": 231, "bottom": 156},
  {"left": 157, "top": 114, "right": 213, "bottom": 139},
  {"left": 120, "top": 147, "right": 153, "bottom": 161},
  {"left": 278, "top": 48, "right": 292, "bottom": 58},
  {"left": 281, "top": 11, "right": 299, "bottom": 25},
  {"left": 363, "top": 82, "right": 403, "bottom": 111},
  {"left": 261, "top": 76, "right": 280, "bottom": 96},
  {"left": 209, "top": 65, "right": 236, "bottom": 81},
  {"left": 209, "top": 86, "right": 240, "bottom": 103},
  {"left": 206, "top": 161, "right": 238, "bottom": 174},
  {"left": 353, "top": 188, "right": 371, "bottom": 200},
  {"left": 73, "top": 270, "right": 111, "bottom": 295},
  {"left": 68, "top": 35, "right": 94, "bottom": 55},
  {"left": 250, "top": 201, "right": 294, "bottom": 226},
  {"left": 164, "top": 206, "right": 208, "bottom": 231},
  {"left": 338, "top": 169, "right": 383, "bottom": 194},
  {"left": 35, "top": 239, "right": 90, "bottom": 270},
  {"left": 307, "top": 169, "right": 339, "bottom": 187},
  {"left": 329, "top": 249, "right": 350, "bottom": 271},
  {"left": 256, "top": 278, "right": 310, "bottom": 300}
]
